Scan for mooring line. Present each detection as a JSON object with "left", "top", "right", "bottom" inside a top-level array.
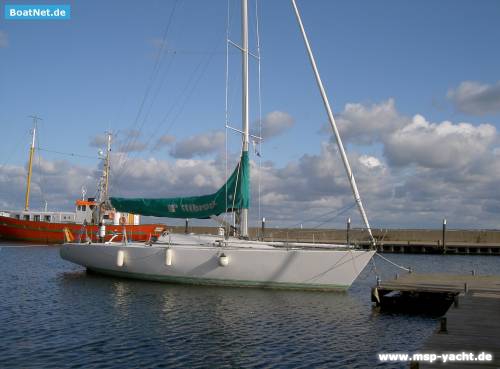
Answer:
[{"left": 375, "top": 252, "right": 411, "bottom": 272}]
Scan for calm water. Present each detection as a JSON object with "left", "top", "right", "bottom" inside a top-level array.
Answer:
[{"left": 1, "top": 243, "right": 499, "bottom": 369}]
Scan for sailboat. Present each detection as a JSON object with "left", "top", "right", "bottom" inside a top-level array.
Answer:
[{"left": 60, "top": 0, "right": 376, "bottom": 291}]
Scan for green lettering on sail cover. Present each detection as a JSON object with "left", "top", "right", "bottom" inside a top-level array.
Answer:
[{"left": 110, "top": 152, "right": 250, "bottom": 219}]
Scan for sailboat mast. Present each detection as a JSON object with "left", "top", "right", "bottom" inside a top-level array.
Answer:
[
  {"left": 24, "top": 115, "right": 41, "bottom": 211},
  {"left": 240, "top": 0, "right": 250, "bottom": 238},
  {"left": 291, "top": 0, "right": 375, "bottom": 245}
]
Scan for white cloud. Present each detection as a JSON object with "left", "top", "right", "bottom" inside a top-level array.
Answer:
[
  {"left": 359, "top": 155, "right": 382, "bottom": 169},
  {"left": 326, "top": 99, "right": 497, "bottom": 170},
  {"left": 448, "top": 81, "right": 500, "bottom": 115},
  {"left": 384, "top": 114, "right": 496, "bottom": 168},
  {"left": 0, "top": 158, "right": 95, "bottom": 211},
  {"left": 117, "top": 129, "right": 148, "bottom": 152},
  {"left": 104, "top": 102, "right": 499, "bottom": 228},
  {"left": 118, "top": 141, "right": 148, "bottom": 153},
  {"left": 4, "top": 97, "right": 500, "bottom": 229},
  {"left": 169, "top": 131, "right": 224, "bottom": 159},
  {"left": 109, "top": 152, "right": 225, "bottom": 198},
  {"left": 0, "top": 31, "right": 8, "bottom": 48},
  {"left": 335, "top": 98, "right": 407, "bottom": 144},
  {"left": 2, "top": 136, "right": 500, "bottom": 229},
  {"left": 123, "top": 129, "right": 141, "bottom": 138},
  {"left": 90, "top": 131, "right": 148, "bottom": 152},
  {"left": 153, "top": 134, "right": 176, "bottom": 150},
  {"left": 89, "top": 134, "right": 107, "bottom": 148},
  {"left": 256, "top": 111, "right": 294, "bottom": 139}
]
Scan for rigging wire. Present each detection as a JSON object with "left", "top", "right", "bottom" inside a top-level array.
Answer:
[
  {"left": 255, "top": 0, "right": 263, "bottom": 227},
  {"left": 35, "top": 128, "right": 48, "bottom": 210},
  {"left": 113, "top": 0, "right": 180, "bottom": 182},
  {"left": 0, "top": 126, "right": 26, "bottom": 173},
  {"left": 37, "top": 148, "right": 98, "bottom": 160},
  {"left": 288, "top": 202, "right": 355, "bottom": 229},
  {"left": 111, "top": 19, "right": 228, "bottom": 195},
  {"left": 309, "top": 203, "right": 357, "bottom": 229},
  {"left": 111, "top": 34, "right": 225, "bottom": 193}
]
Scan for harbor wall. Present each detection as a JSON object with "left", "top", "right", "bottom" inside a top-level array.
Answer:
[
  {"left": 167, "top": 225, "right": 500, "bottom": 254},
  {"left": 168, "top": 226, "right": 500, "bottom": 244}
]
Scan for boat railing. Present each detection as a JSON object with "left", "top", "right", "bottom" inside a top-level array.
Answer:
[{"left": 105, "top": 234, "right": 122, "bottom": 244}]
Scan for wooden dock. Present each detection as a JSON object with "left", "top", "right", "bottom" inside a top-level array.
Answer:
[
  {"left": 372, "top": 273, "right": 500, "bottom": 367},
  {"left": 419, "top": 292, "right": 500, "bottom": 368}
]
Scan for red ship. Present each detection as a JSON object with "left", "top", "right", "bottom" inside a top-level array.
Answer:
[
  {"left": 0, "top": 200, "right": 166, "bottom": 244},
  {"left": 0, "top": 124, "right": 166, "bottom": 244}
]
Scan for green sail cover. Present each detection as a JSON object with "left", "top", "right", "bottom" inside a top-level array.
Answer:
[{"left": 110, "top": 151, "right": 250, "bottom": 219}]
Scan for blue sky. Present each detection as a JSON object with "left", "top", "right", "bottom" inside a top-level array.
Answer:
[{"left": 1, "top": 0, "right": 500, "bottom": 229}]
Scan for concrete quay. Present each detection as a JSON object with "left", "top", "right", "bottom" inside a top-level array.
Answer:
[{"left": 168, "top": 225, "right": 500, "bottom": 255}]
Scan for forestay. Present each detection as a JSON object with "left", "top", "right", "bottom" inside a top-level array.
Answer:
[{"left": 110, "top": 152, "right": 250, "bottom": 219}]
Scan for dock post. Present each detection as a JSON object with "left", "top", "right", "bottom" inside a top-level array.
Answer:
[
  {"left": 439, "top": 317, "right": 448, "bottom": 333},
  {"left": 185, "top": 218, "right": 189, "bottom": 234},
  {"left": 261, "top": 217, "right": 265, "bottom": 241},
  {"left": 442, "top": 218, "right": 447, "bottom": 253},
  {"left": 346, "top": 217, "right": 351, "bottom": 246}
]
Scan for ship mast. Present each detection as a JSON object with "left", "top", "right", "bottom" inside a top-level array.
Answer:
[
  {"left": 240, "top": 0, "right": 250, "bottom": 238},
  {"left": 98, "top": 132, "right": 112, "bottom": 203},
  {"left": 291, "top": 0, "right": 375, "bottom": 245},
  {"left": 104, "top": 132, "right": 112, "bottom": 200},
  {"left": 24, "top": 115, "right": 42, "bottom": 211}
]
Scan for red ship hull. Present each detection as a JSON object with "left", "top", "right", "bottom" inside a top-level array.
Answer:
[{"left": 0, "top": 215, "right": 166, "bottom": 244}]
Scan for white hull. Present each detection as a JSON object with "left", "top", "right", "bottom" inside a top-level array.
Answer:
[{"left": 61, "top": 235, "right": 374, "bottom": 291}]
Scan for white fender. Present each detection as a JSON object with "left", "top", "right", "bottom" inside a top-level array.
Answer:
[
  {"left": 116, "top": 250, "right": 125, "bottom": 267},
  {"left": 219, "top": 253, "right": 229, "bottom": 267},
  {"left": 165, "top": 248, "right": 173, "bottom": 266},
  {"left": 99, "top": 225, "right": 106, "bottom": 238}
]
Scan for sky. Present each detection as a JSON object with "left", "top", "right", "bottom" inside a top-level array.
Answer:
[{"left": 1, "top": 0, "right": 500, "bottom": 230}]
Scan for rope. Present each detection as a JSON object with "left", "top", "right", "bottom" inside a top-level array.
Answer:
[
  {"left": 375, "top": 252, "right": 411, "bottom": 272},
  {"left": 231, "top": 148, "right": 243, "bottom": 213}
]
